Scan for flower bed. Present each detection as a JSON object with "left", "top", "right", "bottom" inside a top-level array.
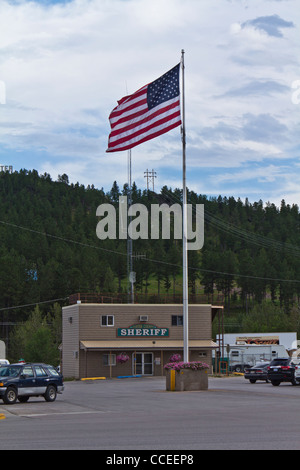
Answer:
[
  {"left": 164, "top": 361, "right": 209, "bottom": 372},
  {"left": 165, "top": 361, "right": 209, "bottom": 391}
]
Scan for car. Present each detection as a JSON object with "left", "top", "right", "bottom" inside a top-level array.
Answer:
[
  {"left": 267, "top": 357, "right": 297, "bottom": 386},
  {"left": 0, "top": 362, "right": 64, "bottom": 404},
  {"left": 244, "top": 362, "right": 270, "bottom": 383},
  {"left": 294, "top": 363, "right": 300, "bottom": 384}
]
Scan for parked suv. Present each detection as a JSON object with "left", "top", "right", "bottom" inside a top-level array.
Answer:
[
  {"left": 267, "top": 357, "right": 297, "bottom": 386},
  {"left": 0, "top": 363, "right": 64, "bottom": 404}
]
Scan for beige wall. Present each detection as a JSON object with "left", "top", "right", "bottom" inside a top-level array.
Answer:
[
  {"left": 77, "top": 303, "right": 211, "bottom": 340},
  {"left": 62, "top": 304, "right": 80, "bottom": 378},
  {"left": 78, "top": 349, "right": 211, "bottom": 379},
  {"left": 62, "top": 303, "right": 214, "bottom": 379}
]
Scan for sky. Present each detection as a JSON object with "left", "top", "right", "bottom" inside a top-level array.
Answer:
[{"left": 0, "top": 0, "right": 299, "bottom": 207}]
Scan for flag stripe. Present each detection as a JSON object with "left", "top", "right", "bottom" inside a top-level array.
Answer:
[
  {"left": 107, "top": 117, "right": 181, "bottom": 152},
  {"left": 108, "top": 109, "right": 181, "bottom": 148},
  {"left": 109, "top": 87, "right": 148, "bottom": 117},
  {"left": 106, "top": 64, "right": 181, "bottom": 152},
  {"left": 109, "top": 99, "right": 180, "bottom": 138},
  {"left": 109, "top": 90, "right": 148, "bottom": 124},
  {"left": 109, "top": 99, "right": 148, "bottom": 129}
]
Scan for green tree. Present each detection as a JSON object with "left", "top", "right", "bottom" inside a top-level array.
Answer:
[
  {"left": 153, "top": 240, "right": 165, "bottom": 296},
  {"left": 166, "top": 244, "right": 181, "bottom": 298},
  {"left": 102, "top": 266, "right": 116, "bottom": 293},
  {"left": 9, "top": 306, "right": 60, "bottom": 365},
  {"left": 25, "top": 327, "right": 59, "bottom": 365},
  {"left": 237, "top": 249, "right": 256, "bottom": 313}
]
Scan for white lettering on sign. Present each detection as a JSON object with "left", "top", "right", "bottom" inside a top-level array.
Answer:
[{"left": 117, "top": 326, "right": 169, "bottom": 337}]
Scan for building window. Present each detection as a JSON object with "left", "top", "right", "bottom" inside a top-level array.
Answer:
[
  {"left": 171, "top": 315, "right": 183, "bottom": 326},
  {"left": 103, "top": 354, "right": 116, "bottom": 366},
  {"left": 101, "top": 315, "right": 114, "bottom": 327},
  {"left": 198, "top": 351, "right": 207, "bottom": 357}
]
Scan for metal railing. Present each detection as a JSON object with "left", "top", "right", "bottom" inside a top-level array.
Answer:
[
  {"left": 69, "top": 292, "right": 224, "bottom": 305},
  {"left": 214, "top": 354, "right": 278, "bottom": 374}
]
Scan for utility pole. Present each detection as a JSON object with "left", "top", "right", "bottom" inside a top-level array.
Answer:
[
  {"left": 128, "top": 150, "right": 134, "bottom": 303},
  {"left": 144, "top": 169, "right": 157, "bottom": 192}
]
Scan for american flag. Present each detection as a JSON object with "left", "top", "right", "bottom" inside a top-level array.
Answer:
[{"left": 106, "top": 64, "right": 181, "bottom": 152}]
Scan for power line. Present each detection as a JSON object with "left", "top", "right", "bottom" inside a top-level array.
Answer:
[
  {"left": 0, "top": 220, "right": 126, "bottom": 257},
  {"left": 0, "top": 297, "right": 69, "bottom": 312},
  {"left": 1, "top": 208, "right": 300, "bottom": 285},
  {"left": 159, "top": 187, "right": 300, "bottom": 257}
]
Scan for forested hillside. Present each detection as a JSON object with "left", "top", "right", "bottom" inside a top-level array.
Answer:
[{"left": 1, "top": 169, "right": 300, "bottom": 332}]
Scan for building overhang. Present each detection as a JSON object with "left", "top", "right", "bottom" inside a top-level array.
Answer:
[{"left": 80, "top": 340, "right": 218, "bottom": 351}]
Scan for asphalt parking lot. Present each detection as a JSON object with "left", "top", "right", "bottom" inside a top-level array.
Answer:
[{"left": 1, "top": 375, "right": 300, "bottom": 451}]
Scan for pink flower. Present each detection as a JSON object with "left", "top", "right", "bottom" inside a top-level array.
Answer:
[
  {"left": 164, "top": 361, "right": 209, "bottom": 372},
  {"left": 116, "top": 353, "right": 129, "bottom": 364},
  {"left": 169, "top": 354, "right": 182, "bottom": 363}
]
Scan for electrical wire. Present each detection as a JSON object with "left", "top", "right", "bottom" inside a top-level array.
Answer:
[
  {"left": 0, "top": 297, "right": 69, "bottom": 312},
  {"left": 2, "top": 188, "right": 299, "bottom": 315},
  {"left": 0, "top": 216, "right": 298, "bottom": 284},
  {"left": 159, "top": 187, "right": 300, "bottom": 257}
]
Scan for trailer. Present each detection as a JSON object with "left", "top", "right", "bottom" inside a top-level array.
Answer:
[
  {"left": 216, "top": 332, "right": 297, "bottom": 351},
  {"left": 213, "top": 343, "right": 289, "bottom": 373}
]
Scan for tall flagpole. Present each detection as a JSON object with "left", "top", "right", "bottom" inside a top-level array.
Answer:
[
  {"left": 181, "top": 49, "right": 189, "bottom": 363},
  {"left": 125, "top": 79, "right": 134, "bottom": 304}
]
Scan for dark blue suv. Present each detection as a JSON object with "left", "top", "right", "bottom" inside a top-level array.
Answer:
[{"left": 0, "top": 363, "right": 64, "bottom": 404}]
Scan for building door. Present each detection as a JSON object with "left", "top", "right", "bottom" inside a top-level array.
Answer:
[{"left": 134, "top": 352, "right": 153, "bottom": 376}]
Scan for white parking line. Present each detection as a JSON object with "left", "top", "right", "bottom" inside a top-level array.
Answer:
[{"left": 20, "top": 410, "right": 112, "bottom": 418}]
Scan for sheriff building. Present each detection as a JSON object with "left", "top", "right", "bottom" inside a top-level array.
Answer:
[{"left": 62, "top": 303, "right": 220, "bottom": 379}]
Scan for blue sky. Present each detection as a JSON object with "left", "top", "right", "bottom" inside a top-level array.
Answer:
[{"left": 0, "top": 0, "right": 299, "bottom": 207}]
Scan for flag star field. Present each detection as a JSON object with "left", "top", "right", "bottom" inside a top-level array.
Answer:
[{"left": 147, "top": 65, "right": 180, "bottom": 110}]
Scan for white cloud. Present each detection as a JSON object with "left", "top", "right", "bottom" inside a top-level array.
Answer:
[{"left": 0, "top": 0, "right": 299, "bottom": 206}]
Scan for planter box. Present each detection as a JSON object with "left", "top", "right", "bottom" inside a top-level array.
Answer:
[{"left": 166, "top": 368, "right": 208, "bottom": 391}]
